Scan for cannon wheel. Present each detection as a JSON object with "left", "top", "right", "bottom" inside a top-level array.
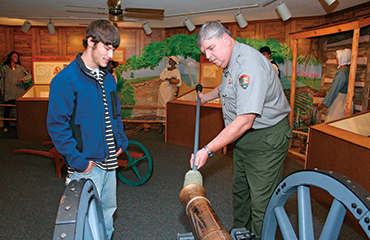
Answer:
[
  {"left": 53, "top": 179, "right": 106, "bottom": 240},
  {"left": 262, "top": 170, "right": 370, "bottom": 240},
  {"left": 116, "top": 140, "right": 153, "bottom": 186}
]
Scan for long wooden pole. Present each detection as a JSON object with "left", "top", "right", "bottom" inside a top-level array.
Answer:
[
  {"left": 289, "top": 39, "right": 298, "bottom": 126},
  {"left": 345, "top": 28, "right": 360, "bottom": 116}
]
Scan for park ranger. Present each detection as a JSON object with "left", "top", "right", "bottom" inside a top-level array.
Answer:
[{"left": 190, "top": 21, "right": 292, "bottom": 240}]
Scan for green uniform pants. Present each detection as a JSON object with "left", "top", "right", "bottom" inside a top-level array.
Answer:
[{"left": 232, "top": 116, "right": 292, "bottom": 240}]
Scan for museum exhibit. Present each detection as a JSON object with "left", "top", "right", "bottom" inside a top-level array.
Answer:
[{"left": 1, "top": 0, "right": 370, "bottom": 239}]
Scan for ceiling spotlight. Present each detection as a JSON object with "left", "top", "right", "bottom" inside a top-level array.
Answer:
[
  {"left": 184, "top": 16, "right": 196, "bottom": 32},
  {"left": 324, "top": 0, "right": 336, "bottom": 6},
  {"left": 47, "top": 19, "right": 55, "bottom": 35},
  {"left": 21, "top": 20, "right": 31, "bottom": 33},
  {"left": 142, "top": 21, "right": 152, "bottom": 35},
  {"left": 235, "top": 10, "right": 248, "bottom": 28},
  {"left": 276, "top": 1, "right": 292, "bottom": 21}
]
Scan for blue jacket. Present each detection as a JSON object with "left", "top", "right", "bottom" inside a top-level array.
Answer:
[{"left": 47, "top": 53, "right": 128, "bottom": 172}]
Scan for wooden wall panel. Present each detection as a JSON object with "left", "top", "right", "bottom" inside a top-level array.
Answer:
[
  {"left": 144, "top": 29, "right": 165, "bottom": 46},
  {"left": 263, "top": 21, "right": 288, "bottom": 43},
  {"left": 13, "top": 28, "right": 32, "bottom": 57},
  {"left": 119, "top": 28, "right": 138, "bottom": 58},
  {"left": 65, "top": 28, "right": 85, "bottom": 56},
  {"left": 294, "top": 18, "right": 325, "bottom": 57},
  {"left": 236, "top": 23, "right": 256, "bottom": 39},
  {"left": 12, "top": 28, "right": 33, "bottom": 73},
  {"left": 40, "top": 28, "right": 58, "bottom": 56},
  {"left": 325, "top": 2, "right": 370, "bottom": 23},
  {"left": 0, "top": 26, "right": 7, "bottom": 60},
  {"left": 1, "top": 2, "right": 369, "bottom": 75},
  {"left": 165, "top": 28, "right": 189, "bottom": 38}
]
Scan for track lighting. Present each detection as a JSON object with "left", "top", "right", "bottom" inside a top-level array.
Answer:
[
  {"left": 142, "top": 21, "right": 152, "bottom": 35},
  {"left": 235, "top": 10, "right": 248, "bottom": 28},
  {"left": 47, "top": 19, "right": 55, "bottom": 35},
  {"left": 262, "top": 0, "right": 278, "bottom": 7},
  {"left": 21, "top": 20, "right": 31, "bottom": 33},
  {"left": 276, "top": 1, "right": 292, "bottom": 21},
  {"left": 184, "top": 16, "right": 195, "bottom": 32},
  {"left": 324, "top": 0, "right": 336, "bottom": 6}
]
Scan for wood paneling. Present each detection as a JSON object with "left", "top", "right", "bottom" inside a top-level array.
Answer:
[
  {"left": 0, "top": 26, "right": 7, "bottom": 60},
  {"left": 40, "top": 28, "right": 58, "bottom": 56},
  {"left": 1, "top": 2, "right": 370, "bottom": 75},
  {"left": 66, "top": 28, "right": 85, "bottom": 56},
  {"left": 0, "top": 25, "right": 166, "bottom": 75},
  {"left": 119, "top": 28, "right": 140, "bottom": 58}
]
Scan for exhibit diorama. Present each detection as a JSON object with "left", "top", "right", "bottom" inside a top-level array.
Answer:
[{"left": 1, "top": 0, "right": 370, "bottom": 239}]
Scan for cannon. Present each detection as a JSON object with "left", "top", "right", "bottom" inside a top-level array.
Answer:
[{"left": 53, "top": 170, "right": 370, "bottom": 239}]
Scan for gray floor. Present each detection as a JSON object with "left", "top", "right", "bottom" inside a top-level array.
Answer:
[{"left": 0, "top": 127, "right": 366, "bottom": 239}]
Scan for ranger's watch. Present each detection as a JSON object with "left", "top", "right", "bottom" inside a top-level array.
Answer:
[{"left": 204, "top": 145, "right": 214, "bottom": 157}]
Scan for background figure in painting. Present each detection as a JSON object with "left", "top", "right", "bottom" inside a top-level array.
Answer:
[
  {"left": 318, "top": 48, "right": 352, "bottom": 122},
  {"left": 0, "top": 51, "right": 32, "bottom": 132},
  {"left": 259, "top": 46, "right": 280, "bottom": 78},
  {"left": 157, "top": 56, "right": 182, "bottom": 121}
]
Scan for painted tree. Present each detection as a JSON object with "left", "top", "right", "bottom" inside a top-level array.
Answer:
[
  {"left": 236, "top": 37, "right": 292, "bottom": 65},
  {"left": 116, "top": 34, "right": 201, "bottom": 87},
  {"left": 114, "top": 34, "right": 202, "bottom": 118},
  {"left": 115, "top": 68, "right": 136, "bottom": 118},
  {"left": 280, "top": 43, "right": 293, "bottom": 75},
  {"left": 114, "top": 34, "right": 302, "bottom": 119}
]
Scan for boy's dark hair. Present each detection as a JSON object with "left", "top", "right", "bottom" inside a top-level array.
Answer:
[{"left": 82, "top": 19, "right": 120, "bottom": 49}]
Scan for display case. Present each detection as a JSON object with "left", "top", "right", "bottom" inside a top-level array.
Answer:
[
  {"left": 166, "top": 88, "right": 227, "bottom": 153},
  {"left": 306, "top": 110, "right": 370, "bottom": 237},
  {"left": 16, "top": 56, "right": 74, "bottom": 139}
]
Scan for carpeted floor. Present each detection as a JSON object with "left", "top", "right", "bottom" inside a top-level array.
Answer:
[{"left": 0, "top": 127, "right": 366, "bottom": 239}]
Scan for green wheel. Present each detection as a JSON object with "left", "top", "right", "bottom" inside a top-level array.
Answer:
[{"left": 116, "top": 140, "right": 153, "bottom": 186}]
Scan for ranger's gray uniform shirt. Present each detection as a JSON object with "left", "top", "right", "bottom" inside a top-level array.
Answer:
[{"left": 219, "top": 41, "right": 291, "bottom": 129}]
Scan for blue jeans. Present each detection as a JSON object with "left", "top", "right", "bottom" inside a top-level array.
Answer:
[{"left": 67, "top": 166, "right": 117, "bottom": 239}]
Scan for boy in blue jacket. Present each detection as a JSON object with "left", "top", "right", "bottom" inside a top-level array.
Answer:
[{"left": 47, "top": 19, "right": 128, "bottom": 239}]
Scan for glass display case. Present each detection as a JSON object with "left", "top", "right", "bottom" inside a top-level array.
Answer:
[
  {"left": 166, "top": 88, "right": 225, "bottom": 152},
  {"left": 306, "top": 111, "right": 370, "bottom": 236},
  {"left": 16, "top": 56, "right": 73, "bottom": 139},
  {"left": 328, "top": 111, "right": 370, "bottom": 137}
]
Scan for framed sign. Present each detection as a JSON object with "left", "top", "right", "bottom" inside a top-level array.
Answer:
[
  {"left": 199, "top": 55, "right": 222, "bottom": 88},
  {"left": 32, "top": 56, "right": 74, "bottom": 85}
]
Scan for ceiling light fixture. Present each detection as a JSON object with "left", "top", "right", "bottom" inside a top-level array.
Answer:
[
  {"left": 166, "top": 3, "right": 259, "bottom": 18},
  {"left": 235, "top": 9, "right": 248, "bottom": 28},
  {"left": 324, "top": 0, "right": 336, "bottom": 6},
  {"left": 21, "top": 20, "right": 31, "bottom": 33},
  {"left": 47, "top": 19, "right": 56, "bottom": 35},
  {"left": 276, "top": 1, "right": 292, "bottom": 21},
  {"left": 184, "top": 16, "right": 196, "bottom": 32},
  {"left": 142, "top": 21, "right": 152, "bottom": 35}
]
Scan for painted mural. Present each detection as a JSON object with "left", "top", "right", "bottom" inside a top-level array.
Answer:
[{"left": 114, "top": 34, "right": 323, "bottom": 139}]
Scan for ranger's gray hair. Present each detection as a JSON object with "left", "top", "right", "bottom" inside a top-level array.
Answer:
[{"left": 196, "top": 21, "right": 232, "bottom": 48}]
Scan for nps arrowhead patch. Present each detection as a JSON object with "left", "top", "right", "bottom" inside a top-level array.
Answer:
[{"left": 239, "top": 74, "right": 250, "bottom": 90}]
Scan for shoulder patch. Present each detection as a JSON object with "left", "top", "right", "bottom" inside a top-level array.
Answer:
[{"left": 239, "top": 74, "right": 250, "bottom": 90}]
